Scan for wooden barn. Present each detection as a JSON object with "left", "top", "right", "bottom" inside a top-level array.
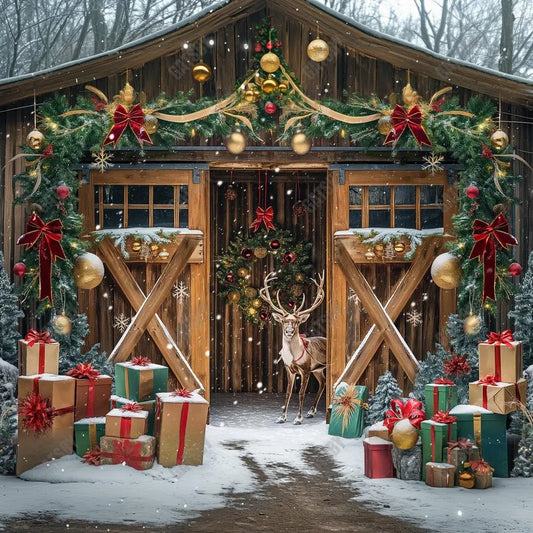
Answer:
[{"left": 1, "top": 0, "right": 532, "bottom": 406}]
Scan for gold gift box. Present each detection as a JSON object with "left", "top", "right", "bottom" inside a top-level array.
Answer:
[
  {"left": 425, "top": 462, "right": 456, "bottom": 488},
  {"left": 100, "top": 435, "right": 155, "bottom": 470},
  {"left": 469, "top": 379, "right": 527, "bottom": 415},
  {"left": 478, "top": 341, "right": 523, "bottom": 383},
  {"left": 18, "top": 339, "right": 59, "bottom": 376},
  {"left": 105, "top": 408, "right": 148, "bottom": 439}
]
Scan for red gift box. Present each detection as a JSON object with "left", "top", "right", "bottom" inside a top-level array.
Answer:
[{"left": 363, "top": 437, "right": 394, "bottom": 478}]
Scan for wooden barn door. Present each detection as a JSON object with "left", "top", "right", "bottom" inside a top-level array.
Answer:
[{"left": 210, "top": 169, "right": 327, "bottom": 393}]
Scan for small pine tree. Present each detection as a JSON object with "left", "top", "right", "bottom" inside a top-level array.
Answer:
[
  {"left": 511, "top": 415, "right": 533, "bottom": 478},
  {"left": 367, "top": 371, "right": 402, "bottom": 425},
  {"left": 412, "top": 350, "right": 446, "bottom": 402},
  {"left": 0, "top": 253, "right": 24, "bottom": 366},
  {"left": 0, "top": 358, "right": 18, "bottom": 474}
]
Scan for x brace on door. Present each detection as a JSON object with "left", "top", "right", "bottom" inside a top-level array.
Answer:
[{"left": 100, "top": 235, "right": 204, "bottom": 392}]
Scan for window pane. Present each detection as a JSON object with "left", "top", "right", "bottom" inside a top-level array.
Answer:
[
  {"left": 103, "top": 185, "right": 123, "bottom": 205},
  {"left": 395, "top": 209, "right": 416, "bottom": 228},
  {"left": 103, "top": 209, "right": 123, "bottom": 228},
  {"left": 94, "top": 186, "right": 99, "bottom": 204},
  {"left": 420, "top": 185, "right": 443, "bottom": 205},
  {"left": 369, "top": 186, "right": 390, "bottom": 205},
  {"left": 153, "top": 209, "right": 174, "bottom": 227},
  {"left": 154, "top": 186, "right": 174, "bottom": 205},
  {"left": 369, "top": 209, "right": 390, "bottom": 227},
  {"left": 128, "top": 209, "right": 149, "bottom": 227},
  {"left": 349, "top": 210, "right": 362, "bottom": 228},
  {"left": 179, "top": 186, "right": 189, "bottom": 204},
  {"left": 395, "top": 186, "right": 415, "bottom": 205},
  {"left": 128, "top": 185, "right": 149, "bottom": 204},
  {"left": 179, "top": 209, "right": 189, "bottom": 228},
  {"left": 349, "top": 186, "right": 362, "bottom": 206},
  {"left": 421, "top": 208, "right": 443, "bottom": 228}
]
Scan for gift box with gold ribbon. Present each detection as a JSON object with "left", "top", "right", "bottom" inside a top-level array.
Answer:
[
  {"left": 328, "top": 383, "right": 368, "bottom": 439},
  {"left": 421, "top": 412, "right": 457, "bottom": 481},
  {"left": 114, "top": 356, "right": 168, "bottom": 402},
  {"left": 67, "top": 363, "right": 112, "bottom": 421},
  {"left": 16, "top": 374, "right": 75, "bottom": 476},
  {"left": 74, "top": 417, "right": 106, "bottom": 457},
  {"left": 18, "top": 331, "right": 59, "bottom": 376},
  {"left": 424, "top": 378, "right": 457, "bottom": 419},
  {"left": 110, "top": 395, "right": 156, "bottom": 435},
  {"left": 155, "top": 389, "right": 208, "bottom": 467},
  {"left": 100, "top": 435, "right": 156, "bottom": 470},
  {"left": 479, "top": 331, "right": 522, "bottom": 383},
  {"left": 105, "top": 405, "right": 148, "bottom": 439},
  {"left": 425, "top": 462, "right": 456, "bottom": 487},
  {"left": 469, "top": 377, "right": 526, "bottom": 415}
]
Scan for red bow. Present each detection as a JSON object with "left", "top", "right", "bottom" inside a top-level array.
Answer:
[
  {"left": 101, "top": 439, "right": 149, "bottom": 470},
  {"left": 19, "top": 393, "right": 73, "bottom": 433},
  {"left": 384, "top": 105, "right": 432, "bottom": 148},
  {"left": 82, "top": 446, "right": 102, "bottom": 466},
  {"left": 478, "top": 375, "right": 498, "bottom": 386},
  {"left": 24, "top": 329, "right": 54, "bottom": 346},
  {"left": 67, "top": 362, "right": 101, "bottom": 379},
  {"left": 471, "top": 459, "right": 494, "bottom": 474},
  {"left": 103, "top": 104, "right": 152, "bottom": 147},
  {"left": 17, "top": 213, "right": 66, "bottom": 303},
  {"left": 431, "top": 410, "right": 457, "bottom": 424},
  {"left": 171, "top": 389, "right": 193, "bottom": 398},
  {"left": 486, "top": 330, "right": 514, "bottom": 347},
  {"left": 121, "top": 402, "right": 142, "bottom": 413},
  {"left": 469, "top": 213, "right": 518, "bottom": 301},
  {"left": 384, "top": 398, "right": 426, "bottom": 431},
  {"left": 130, "top": 356, "right": 151, "bottom": 366},
  {"left": 444, "top": 354, "right": 471, "bottom": 377},
  {"left": 250, "top": 206, "right": 275, "bottom": 232},
  {"left": 434, "top": 377, "right": 454, "bottom": 385},
  {"left": 448, "top": 438, "right": 473, "bottom": 451}
]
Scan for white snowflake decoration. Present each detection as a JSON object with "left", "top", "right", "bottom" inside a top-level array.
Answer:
[
  {"left": 113, "top": 313, "right": 130, "bottom": 333},
  {"left": 139, "top": 242, "right": 151, "bottom": 261},
  {"left": 91, "top": 148, "right": 114, "bottom": 173},
  {"left": 383, "top": 242, "right": 396, "bottom": 260},
  {"left": 172, "top": 281, "right": 190, "bottom": 303},
  {"left": 422, "top": 152, "right": 444, "bottom": 175},
  {"left": 406, "top": 309, "right": 423, "bottom": 327}
]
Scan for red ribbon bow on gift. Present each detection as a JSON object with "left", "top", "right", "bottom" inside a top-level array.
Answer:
[
  {"left": 471, "top": 459, "right": 494, "bottom": 474},
  {"left": 434, "top": 377, "right": 455, "bottom": 385},
  {"left": 384, "top": 105, "right": 432, "bottom": 148},
  {"left": 478, "top": 375, "right": 498, "bottom": 386},
  {"left": 171, "top": 389, "right": 193, "bottom": 398},
  {"left": 130, "top": 356, "right": 151, "bottom": 366},
  {"left": 469, "top": 213, "right": 518, "bottom": 301},
  {"left": 82, "top": 447, "right": 102, "bottom": 466},
  {"left": 103, "top": 104, "right": 152, "bottom": 147},
  {"left": 17, "top": 213, "right": 66, "bottom": 303},
  {"left": 121, "top": 402, "right": 142, "bottom": 413},
  {"left": 24, "top": 329, "right": 54, "bottom": 346},
  {"left": 19, "top": 393, "right": 73, "bottom": 433},
  {"left": 249, "top": 206, "right": 275, "bottom": 233},
  {"left": 486, "top": 330, "right": 514, "bottom": 347},
  {"left": 448, "top": 438, "right": 474, "bottom": 451},
  {"left": 384, "top": 398, "right": 426, "bottom": 431},
  {"left": 67, "top": 362, "right": 101, "bottom": 379},
  {"left": 101, "top": 439, "right": 148, "bottom": 470},
  {"left": 431, "top": 410, "right": 457, "bottom": 424}
]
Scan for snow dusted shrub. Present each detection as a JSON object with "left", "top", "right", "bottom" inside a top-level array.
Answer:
[
  {"left": 367, "top": 370, "right": 402, "bottom": 425},
  {"left": 0, "top": 358, "right": 18, "bottom": 475}
]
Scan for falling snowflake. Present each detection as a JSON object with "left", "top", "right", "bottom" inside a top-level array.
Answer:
[
  {"left": 383, "top": 242, "right": 396, "bottom": 260},
  {"left": 139, "top": 242, "right": 151, "bottom": 261},
  {"left": 91, "top": 148, "right": 114, "bottom": 173},
  {"left": 406, "top": 309, "right": 423, "bottom": 327},
  {"left": 422, "top": 152, "right": 444, "bottom": 175},
  {"left": 172, "top": 281, "right": 190, "bottom": 303},
  {"left": 113, "top": 313, "right": 130, "bottom": 333}
]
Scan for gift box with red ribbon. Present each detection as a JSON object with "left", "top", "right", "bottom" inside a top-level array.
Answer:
[
  {"left": 478, "top": 331, "right": 522, "bottom": 383},
  {"left": 100, "top": 435, "right": 156, "bottom": 470},
  {"left": 67, "top": 363, "right": 112, "bottom": 421},
  {"left": 105, "top": 406, "right": 148, "bottom": 439},
  {"left": 472, "top": 459, "right": 494, "bottom": 489},
  {"left": 115, "top": 357, "right": 168, "bottom": 402},
  {"left": 425, "top": 462, "right": 456, "bottom": 488},
  {"left": 110, "top": 395, "right": 156, "bottom": 435},
  {"left": 18, "top": 330, "right": 59, "bottom": 376},
  {"left": 16, "top": 374, "right": 75, "bottom": 476},
  {"left": 443, "top": 439, "right": 480, "bottom": 482},
  {"left": 424, "top": 378, "right": 457, "bottom": 419},
  {"left": 74, "top": 417, "right": 106, "bottom": 457},
  {"left": 469, "top": 377, "right": 526, "bottom": 415},
  {"left": 155, "top": 389, "right": 208, "bottom": 467},
  {"left": 363, "top": 437, "right": 394, "bottom": 478}
]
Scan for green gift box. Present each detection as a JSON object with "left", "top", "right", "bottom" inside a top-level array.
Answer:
[
  {"left": 115, "top": 359, "right": 168, "bottom": 402},
  {"left": 328, "top": 383, "right": 368, "bottom": 439},
  {"left": 110, "top": 395, "right": 156, "bottom": 436},
  {"left": 424, "top": 381, "right": 457, "bottom": 419},
  {"left": 74, "top": 417, "right": 106, "bottom": 457},
  {"left": 449, "top": 405, "right": 508, "bottom": 477},
  {"left": 421, "top": 420, "right": 457, "bottom": 480}
]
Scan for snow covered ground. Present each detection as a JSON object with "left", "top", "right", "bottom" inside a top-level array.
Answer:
[{"left": 1, "top": 393, "right": 533, "bottom": 531}]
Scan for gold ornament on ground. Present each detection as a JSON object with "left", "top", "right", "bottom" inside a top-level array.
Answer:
[
  {"left": 307, "top": 38, "right": 329, "bottom": 62},
  {"left": 73, "top": 252, "right": 105, "bottom": 290},
  {"left": 291, "top": 132, "right": 311, "bottom": 155},
  {"left": 53, "top": 313, "right": 72, "bottom": 336},
  {"left": 391, "top": 418, "right": 419, "bottom": 450},
  {"left": 226, "top": 131, "right": 246, "bottom": 154},
  {"left": 192, "top": 61, "right": 212, "bottom": 83},
  {"left": 143, "top": 114, "right": 159, "bottom": 134},
  {"left": 26, "top": 130, "right": 45, "bottom": 150},
  {"left": 490, "top": 130, "right": 509, "bottom": 151},
  {"left": 253, "top": 247, "right": 268, "bottom": 259},
  {"left": 463, "top": 314, "right": 482, "bottom": 335},
  {"left": 430, "top": 252, "right": 462, "bottom": 289},
  {"left": 260, "top": 52, "right": 280, "bottom": 73}
]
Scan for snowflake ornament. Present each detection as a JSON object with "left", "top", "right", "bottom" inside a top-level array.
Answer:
[
  {"left": 422, "top": 153, "right": 444, "bottom": 175},
  {"left": 113, "top": 313, "right": 130, "bottom": 333},
  {"left": 383, "top": 242, "right": 396, "bottom": 260},
  {"left": 91, "top": 148, "right": 114, "bottom": 173},
  {"left": 172, "top": 281, "right": 190, "bottom": 303},
  {"left": 406, "top": 309, "right": 423, "bottom": 327}
]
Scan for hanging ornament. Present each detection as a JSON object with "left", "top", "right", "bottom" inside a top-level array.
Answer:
[
  {"left": 237, "top": 267, "right": 249, "bottom": 278},
  {"left": 192, "top": 38, "right": 212, "bottom": 83},
  {"left": 247, "top": 307, "right": 258, "bottom": 316},
  {"left": 225, "top": 272, "right": 237, "bottom": 283},
  {"left": 266, "top": 41, "right": 273, "bottom": 50},
  {"left": 227, "top": 290, "right": 241, "bottom": 303},
  {"left": 493, "top": 203, "right": 507, "bottom": 214},
  {"left": 291, "top": 132, "right": 311, "bottom": 155},
  {"left": 264, "top": 102, "right": 277, "bottom": 115},
  {"left": 260, "top": 52, "right": 280, "bottom": 73},
  {"left": 294, "top": 272, "right": 305, "bottom": 283},
  {"left": 225, "top": 170, "right": 238, "bottom": 200},
  {"left": 158, "top": 249, "right": 170, "bottom": 260},
  {"left": 143, "top": 114, "right": 159, "bottom": 134},
  {"left": 253, "top": 247, "right": 268, "bottom": 259},
  {"left": 149, "top": 243, "right": 159, "bottom": 254},
  {"left": 290, "top": 285, "right": 304, "bottom": 297},
  {"left": 13, "top": 262, "right": 27, "bottom": 276},
  {"left": 377, "top": 115, "right": 393, "bottom": 135},
  {"left": 421, "top": 152, "right": 445, "bottom": 175},
  {"left": 26, "top": 130, "right": 45, "bottom": 150},
  {"left": 243, "top": 85, "right": 261, "bottom": 103},
  {"left": 430, "top": 252, "right": 462, "bottom": 289},
  {"left": 53, "top": 313, "right": 72, "bottom": 336},
  {"left": 261, "top": 76, "right": 278, "bottom": 94},
  {"left": 509, "top": 262, "right": 522, "bottom": 276},
  {"left": 244, "top": 287, "right": 258, "bottom": 298},
  {"left": 250, "top": 170, "right": 275, "bottom": 233},
  {"left": 463, "top": 314, "right": 482, "bottom": 335},
  {"left": 307, "top": 38, "right": 329, "bottom": 62},
  {"left": 270, "top": 239, "right": 281, "bottom": 250},
  {"left": 466, "top": 185, "right": 479, "bottom": 199},
  {"left": 240, "top": 247, "right": 253, "bottom": 259},
  {"left": 278, "top": 80, "right": 288, "bottom": 93},
  {"left": 490, "top": 129, "right": 509, "bottom": 151},
  {"left": 73, "top": 252, "right": 105, "bottom": 290},
  {"left": 252, "top": 298, "right": 263, "bottom": 309},
  {"left": 259, "top": 307, "right": 272, "bottom": 322},
  {"left": 406, "top": 308, "right": 423, "bottom": 327},
  {"left": 293, "top": 170, "right": 307, "bottom": 216},
  {"left": 394, "top": 242, "right": 406, "bottom": 253},
  {"left": 55, "top": 185, "right": 70, "bottom": 199},
  {"left": 226, "top": 131, "right": 246, "bottom": 154},
  {"left": 282, "top": 252, "right": 296, "bottom": 266}
]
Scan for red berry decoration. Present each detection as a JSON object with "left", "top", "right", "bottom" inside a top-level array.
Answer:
[
  {"left": 269, "top": 239, "right": 281, "bottom": 250},
  {"left": 254, "top": 42, "right": 262, "bottom": 53},
  {"left": 466, "top": 185, "right": 479, "bottom": 199},
  {"left": 225, "top": 272, "right": 237, "bottom": 283},
  {"left": 259, "top": 307, "right": 272, "bottom": 322},
  {"left": 275, "top": 40, "right": 282, "bottom": 48},
  {"left": 56, "top": 185, "right": 70, "bottom": 199},
  {"left": 264, "top": 102, "right": 277, "bottom": 115},
  {"left": 13, "top": 262, "right": 27, "bottom": 276},
  {"left": 240, "top": 247, "right": 253, "bottom": 259},
  {"left": 509, "top": 262, "right": 523, "bottom": 276},
  {"left": 266, "top": 41, "right": 273, "bottom": 50}
]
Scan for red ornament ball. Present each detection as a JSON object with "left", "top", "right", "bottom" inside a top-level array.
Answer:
[
  {"left": 509, "top": 262, "right": 523, "bottom": 276},
  {"left": 466, "top": 185, "right": 479, "bottom": 199},
  {"left": 225, "top": 272, "right": 237, "bottom": 283},
  {"left": 266, "top": 41, "right": 273, "bottom": 50},
  {"left": 282, "top": 252, "right": 296, "bottom": 265},
  {"left": 264, "top": 102, "right": 277, "bottom": 115},
  {"left": 275, "top": 40, "right": 282, "bottom": 48},
  {"left": 269, "top": 239, "right": 281, "bottom": 250},
  {"left": 240, "top": 247, "right": 253, "bottom": 259},
  {"left": 254, "top": 42, "right": 262, "bottom": 53},
  {"left": 13, "top": 262, "right": 27, "bottom": 276},
  {"left": 259, "top": 307, "right": 272, "bottom": 322},
  {"left": 56, "top": 185, "right": 70, "bottom": 199}
]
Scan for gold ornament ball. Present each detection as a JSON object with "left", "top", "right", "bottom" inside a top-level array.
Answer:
[
  {"left": 278, "top": 81, "right": 289, "bottom": 93},
  {"left": 247, "top": 307, "right": 258, "bottom": 316},
  {"left": 377, "top": 115, "right": 393, "bottom": 135},
  {"left": 391, "top": 418, "right": 419, "bottom": 450},
  {"left": 294, "top": 272, "right": 305, "bottom": 282},
  {"left": 73, "top": 252, "right": 105, "bottom": 290},
  {"left": 237, "top": 267, "right": 249, "bottom": 278},
  {"left": 490, "top": 129, "right": 509, "bottom": 151},
  {"left": 131, "top": 241, "right": 142, "bottom": 252},
  {"left": 291, "top": 132, "right": 311, "bottom": 155},
  {"left": 254, "top": 247, "right": 268, "bottom": 259},
  {"left": 463, "top": 314, "right": 482, "bottom": 335},
  {"left": 252, "top": 298, "right": 263, "bottom": 309},
  {"left": 53, "top": 313, "right": 72, "bottom": 336},
  {"left": 260, "top": 52, "right": 280, "bottom": 73},
  {"left": 192, "top": 61, "right": 212, "bottom": 83},
  {"left": 228, "top": 290, "right": 241, "bottom": 303},
  {"left": 374, "top": 244, "right": 384, "bottom": 254},
  {"left": 430, "top": 252, "right": 462, "bottom": 289},
  {"left": 226, "top": 131, "right": 246, "bottom": 154},
  {"left": 244, "top": 287, "right": 258, "bottom": 298},
  {"left": 27, "top": 129, "right": 45, "bottom": 150},
  {"left": 307, "top": 38, "right": 330, "bottom": 62},
  {"left": 493, "top": 203, "right": 507, "bottom": 214},
  {"left": 261, "top": 77, "right": 278, "bottom": 94},
  {"left": 150, "top": 243, "right": 159, "bottom": 253},
  {"left": 244, "top": 86, "right": 261, "bottom": 103},
  {"left": 143, "top": 114, "right": 159, "bottom": 134},
  {"left": 394, "top": 241, "right": 406, "bottom": 253},
  {"left": 290, "top": 284, "right": 304, "bottom": 297}
]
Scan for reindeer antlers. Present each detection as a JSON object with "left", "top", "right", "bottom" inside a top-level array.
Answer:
[
  {"left": 259, "top": 272, "right": 287, "bottom": 315},
  {"left": 296, "top": 271, "right": 325, "bottom": 316}
]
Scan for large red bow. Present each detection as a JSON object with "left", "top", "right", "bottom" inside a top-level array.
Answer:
[
  {"left": 448, "top": 438, "right": 473, "bottom": 451},
  {"left": 103, "top": 104, "right": 152, "bottom": 147},
  {"left": 19, "top": 393, "right": 73, "bottom": 433},
  {"left": 24, "top": 329, "right": 54, "bottom": 346},
  {"left": 17, "top": 213, "right": 66, "bottom": 303},
  {"left": 67, "top": 362, "right": 101, "bottom": 379},
  {"left": 478, "top": 375, "right": 498, "bottom": 386},
  {"left": 384, "top": 398, "right": 426, "bottom": 431},
  {"left": 486, "top": 330, "right": 514, "bottom": 347},
  {"left": 121, "top": 402, "right": 142, "bottom": 413},
  {"left": 82, "top": 446, "right": 102, "bottom": 466},
  {"left": 431, "top": 410, "right": 457, "bottom": 424},
  {"left": 471, "top": 459, "right": 494, "bottom": 474},
  {"left": 250, "top": 206, "right": 275, "bottom": 232},
  {"left": 469, "top": 213, "right": 517, "bottom": 301},
  {"left": 384, "top": 105, "right": 432, "bottom": 148}
]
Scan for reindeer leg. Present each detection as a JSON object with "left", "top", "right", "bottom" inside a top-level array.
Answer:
[
  {"left": 294, "top": 370, "right": 310, "bottom": 425},
  {"left": 278, "top": 367, "right": 295, "bottom": 423},
  {"left": 306, "top": 368, "right": 326, "bottom": 418}
]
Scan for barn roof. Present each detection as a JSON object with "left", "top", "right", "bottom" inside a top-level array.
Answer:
[{"left": 0, "top": 0, "right": 532, "bottom": 106}]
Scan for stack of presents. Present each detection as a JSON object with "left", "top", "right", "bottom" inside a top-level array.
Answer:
[
  {"left": 16, "top": 330, "right": 208, "bottom": 476},
  {"left": 329, "top": 330, "right": 526, "bottom": 489}
]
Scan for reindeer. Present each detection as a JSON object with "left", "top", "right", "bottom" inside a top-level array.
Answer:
[{"left": 260, "top": 271, "right": 326, "bottom": 425}]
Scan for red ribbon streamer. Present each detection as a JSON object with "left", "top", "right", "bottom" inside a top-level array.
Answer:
[
  {"left": 17, "top": 213, "right": 66, "bottom": 303},
  {"left": 177, "top": 402, "right": 190, "bottom": 465},
  {"left": 384, "top": 398, "right": 426, "bottom": 431},
  {"left": 130, "top": 356, "right": 151, "bottom": 366},
  {"left": 103, "top": 104, "right": 152, "bottom": 147},
  {"left": 469, "top": 213, "right": 518, "bottom": 301},
  {"left": 101, "top": 440, "right": 151, "bottom": 470},
  {"left": 120, "top": 416, "right": 132, "bottom": 438},
  {"left": 250, "top": 206, "right": 275, "bottom": 232},
  {"left": 384, "top": 104, "right": 432, "bottom": 148}
]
